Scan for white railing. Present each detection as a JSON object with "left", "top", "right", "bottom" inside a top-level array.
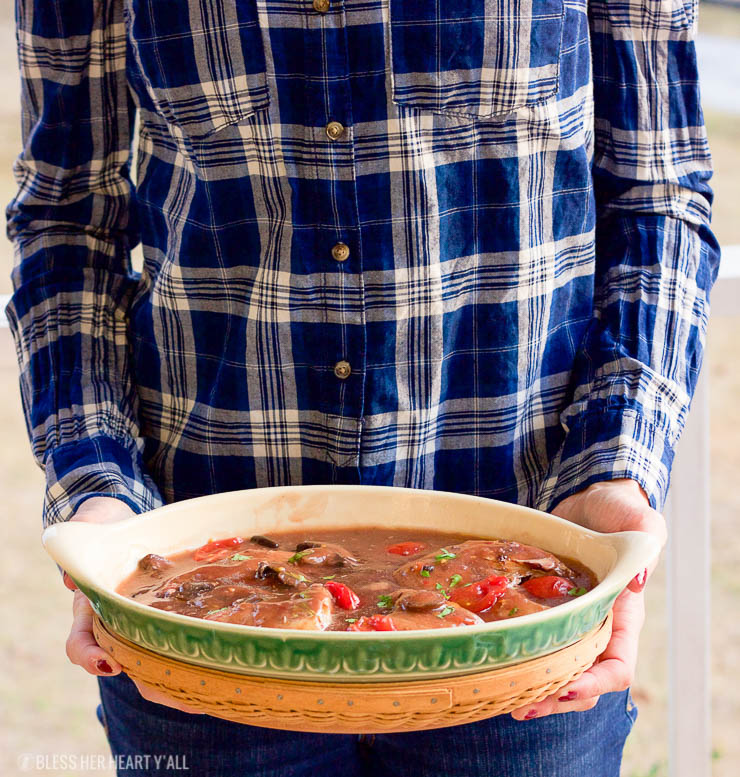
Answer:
[
  {"left": 1, "top": 247, "right": 738, "bottom": 776},
  {"left": 666, "top": 243, "right": 740, "bottom": 777}
]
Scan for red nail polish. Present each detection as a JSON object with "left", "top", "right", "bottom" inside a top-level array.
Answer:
[
  {"left": 96, "top": 659, "right": 113, "bottom": 674},
  {"left": 558, "top": 690, "right": 578, "bottom": 702},
  {"left": 633, "top": 568, "right": 648, "bottom": 591},
  {"left": 524, "top": 709, "right": 538, "bottom": 720}
]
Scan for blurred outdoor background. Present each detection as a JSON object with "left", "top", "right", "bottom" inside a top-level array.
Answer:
[{"left": 0, "top": 2, "right": 738, "bottom": 776}]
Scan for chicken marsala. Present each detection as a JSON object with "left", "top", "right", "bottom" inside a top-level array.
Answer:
[{"left": 118, "top": 529, "right": 595, "bottom": 631}]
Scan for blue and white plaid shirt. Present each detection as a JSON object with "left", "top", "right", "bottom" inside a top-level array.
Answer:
[{"left": 6, "top": 0, "right": 720, "bottom": 527}]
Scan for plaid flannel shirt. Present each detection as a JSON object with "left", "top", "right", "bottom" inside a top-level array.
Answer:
[{"left": 5, "top": 0, "right": 720, "bottom": 527}]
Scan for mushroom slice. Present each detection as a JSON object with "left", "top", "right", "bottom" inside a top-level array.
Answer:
[
  {"left": 289, "top": 542, "right": 360, "bottom": 569},
  {"left": 255, "top": 561, "right": 309, "bottom": 588}
]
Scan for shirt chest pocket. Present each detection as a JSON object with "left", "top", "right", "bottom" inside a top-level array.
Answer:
[
  {"left": 388, "top": 0, "right": 565, "bottom": 119},
  {"left": 125, "top": 0, "right": 270, "bottom": 141}
]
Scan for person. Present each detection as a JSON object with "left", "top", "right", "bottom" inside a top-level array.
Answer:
[{"left": 5, "top": 1, "right": 719, "bottom": 776}]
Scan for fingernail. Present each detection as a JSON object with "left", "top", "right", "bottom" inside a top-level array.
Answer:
[
  {"left": 558, "top": 690, "right": 578, "bottom": 702},
  {"left": 633, "top": 568, "right": 648, "bottom": 591},
  {"left": 524, "top": 709, "right": 538, "bottom": 720},
  {"left": 96, "top": 659, "right": 113, "bottom": 674}
]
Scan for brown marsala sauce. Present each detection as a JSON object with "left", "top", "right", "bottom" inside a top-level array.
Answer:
[{"left": 117, "top": 528, "right": 596, "bottom": 632}]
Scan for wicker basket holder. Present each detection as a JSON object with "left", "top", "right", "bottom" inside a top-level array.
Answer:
[{"left": 93, "top": 611, "right": 612, "bottom": 734}]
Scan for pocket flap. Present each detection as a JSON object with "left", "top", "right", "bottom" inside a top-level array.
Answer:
[
  {"left": 126, "top": 0, "right": 270, "bottom": 139},
  {"left": 389, "top": 0, "right": 565, "bottom": 118}
]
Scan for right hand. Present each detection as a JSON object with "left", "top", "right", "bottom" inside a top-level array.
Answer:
[{"left": 64, "top": 496, "right": 203, "bottom": 715}]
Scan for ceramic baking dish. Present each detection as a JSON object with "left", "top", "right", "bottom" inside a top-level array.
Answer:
[{"left": 42, "top": 484, "right": 660, "bottom": 682}]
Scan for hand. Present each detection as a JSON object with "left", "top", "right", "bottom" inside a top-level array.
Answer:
[
  {"left": 511, "top": 478, "right": 667, "bottom": 720},
  {"left": 63, "top": 496, "right": 203, "bottom": 715}
]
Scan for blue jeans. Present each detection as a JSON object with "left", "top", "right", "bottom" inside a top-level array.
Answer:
[{"left": 97, "top": 672, "right": 638, "bottom": 777}]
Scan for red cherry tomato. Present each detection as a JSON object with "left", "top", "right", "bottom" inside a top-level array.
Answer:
[
  {"left": 324, "top": 581, "right": 360, "bottom": 610},
  {"left": 449, "top": 574, "right": 509, "bottom": 613},
  {"left": 522, "top": 575, "right": 576, "bottom": 599},
  {"left": 346, "top": 615, "right": 397, "bottom": 632},
  {"left": 386, "top": 541, "right": 427, "bottom": 556},
  {"left": 192, "top": 537, "right": 245, "bottom": 563}
]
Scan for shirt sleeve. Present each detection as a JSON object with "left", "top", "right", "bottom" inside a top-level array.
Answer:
[
  {"left": 4, "top": 0, "right": 163, "bottom": 526},
  {"left": 535, "top": 0, "right": 721, "bottom": 514}
]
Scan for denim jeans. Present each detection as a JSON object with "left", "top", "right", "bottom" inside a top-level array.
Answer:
[{"left": 97, "top": 672, "right": 638, "bottom": 777}]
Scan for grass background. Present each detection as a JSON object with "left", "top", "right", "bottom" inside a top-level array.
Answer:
[{"left": 0, "top": 3, "right": 738, "bottom": 776}]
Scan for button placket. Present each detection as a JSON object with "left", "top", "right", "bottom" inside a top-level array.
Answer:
[{"left": 308, "top": 0, "right": 366, "bottom": 472}]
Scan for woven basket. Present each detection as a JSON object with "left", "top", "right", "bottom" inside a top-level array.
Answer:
[{"left": 93, "top": 611, "right": 612, "bottom": 734}]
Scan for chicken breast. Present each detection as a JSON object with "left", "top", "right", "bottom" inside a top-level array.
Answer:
[
  {"left": 393, "top": 540, "right": 573, "bottom": 589},
  {"left": 485, "top": 586, "right": 551, "bottom": 619},
  {"left": 348, "top": 588, "right": 483, "bottom": 631},
  {"left": 203, "top": 584, "right": 334, "bottom": 630}
]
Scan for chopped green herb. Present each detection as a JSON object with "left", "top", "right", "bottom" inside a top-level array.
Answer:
[
  {"left": 436, "top": 606, "right": 455, "bottom": 618},
  {"left": 449, "top": 574, "right": 463, "bottom": 588},
  {"left": 321, "top": 575, "right": 336, "bottom": 580},
  {"left": 230, "top": 553, "right": 252, "bottom": 561},
  {"left": 377, "top": 594, "right": 393, "bottom": 608},
  {"left": 508, "top": 607, "right": 519, "bottom": 617},
  {"left": 420, "top": 568, "right": 431, "bottom": 578},
  {"left": 434, "top": 548, "right": 457, "bottom": 562},
  {"left": 206, "top": 606, "right": 230, "bottom": 616},
  {"left": 287, "top": 549, "right": 313, "bottom": 564},
  {"left": 567, "top": 587, "right": 588, "bottom": 597},
  {"left": 345, "top": 618, "right": 357, "bottom": 623},
  {"left": 435, "top": 582, "right": 451, "bottom": 599}
]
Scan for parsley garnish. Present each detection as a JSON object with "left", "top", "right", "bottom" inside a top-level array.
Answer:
[
  {"left": 508, "top": 607, "right": 519, "bottom": 617},
  {"left": 206, "top": 606, "right": 229, "bottom": 616},
  {"left": 377, "top": 594, "right": 393, "bottom": 608},
  {"left": 567, "top": 587, "right": 588, "bottom": 597},
  {"left": 420, "top": 568, "right": 431, "bottom": 578},
  {"left": 287, "top": 549, "right": 313, "bottom": 564},
  {"left": 321, "top": 575, "right": 336, "bottom": 580},
  {"left": 449, "top": 574, "right": 463, "bottom": 588},
  {"left": 435, "top": 582, "right": 451, "bottom": 599},
  {"left": 230, "top": 553, "right": 252, "bottom": 561},
  {"left": 437, "top": 606, "right": 455, "bottom": 618},
  {"left": 345, "top": 618, "right": 357, "bottom": 623},
  {"left": 434, "top": 548, "right": 457, "bottom": 562}
]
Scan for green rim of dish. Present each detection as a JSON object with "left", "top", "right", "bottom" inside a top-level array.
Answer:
[{"left": 79, "top": 581, "right": 619, "bottom": 681}]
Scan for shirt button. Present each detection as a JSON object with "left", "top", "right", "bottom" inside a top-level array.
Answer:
[
  {"left": 334, "top": 360, "right": 351, "bottom": 380},
  {"left": 331, "top": 242, "right": 350, "bottom": 262},
  {"left": 313, "top": 0, "right": 330, "bottom": 12},
  {"left": 325, "top": 121, "right": 345, "bottom": 140}
]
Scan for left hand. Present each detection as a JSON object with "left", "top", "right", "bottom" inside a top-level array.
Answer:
[{"left": 510, "top": 478, "right": 666, "bottom": 720}]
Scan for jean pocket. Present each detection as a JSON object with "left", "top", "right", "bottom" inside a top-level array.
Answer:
[
  {"left": 125, "top": 0, "right": 271, "bottom": 141},
  {"left": 388, "top": 0, "right": 565, "bottom": 119}
]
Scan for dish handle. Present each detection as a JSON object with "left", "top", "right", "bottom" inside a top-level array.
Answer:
[{"left": 601, "top": 529, "right": 663, "bottom": 586}]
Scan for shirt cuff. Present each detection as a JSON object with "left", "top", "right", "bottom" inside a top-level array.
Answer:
[
  {"left": 42, "top": 435, "right": 164, "bottom": 527},
  {"left": 534, "top": 409, "right": 675, "bottom": 514}
]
